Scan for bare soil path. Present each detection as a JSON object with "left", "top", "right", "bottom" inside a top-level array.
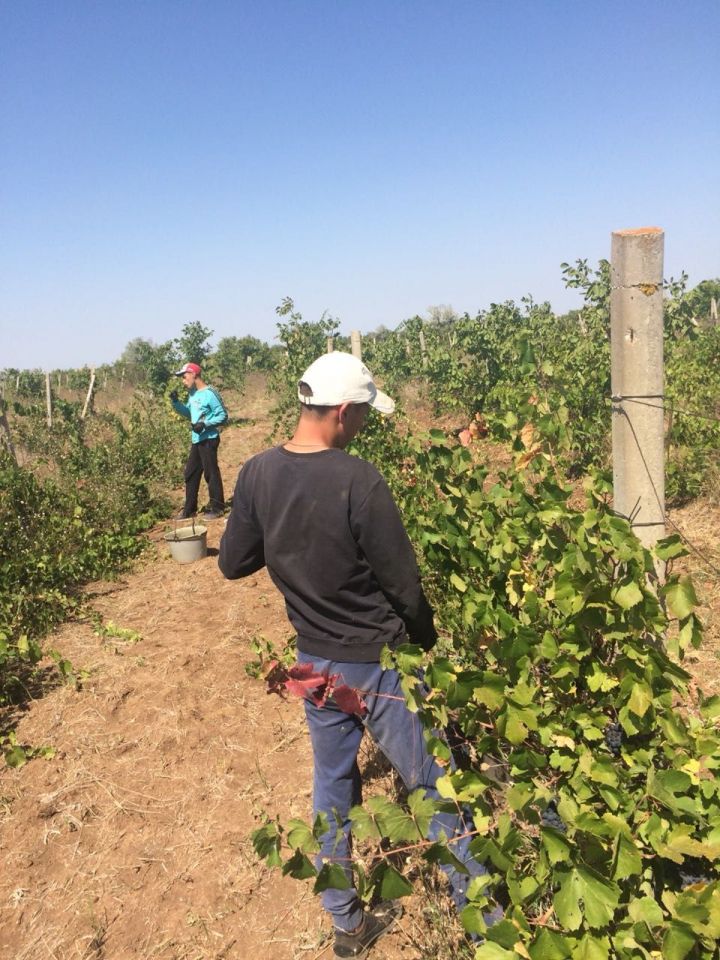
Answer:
[
  {"left": 1, "top": 377, "right": 718, "bottom": 960},
  {"left": 0, "top": 379, "right": 325, "bottom": 960},
  {"left": 0, "top": 379, "right": 438, "bottom": 960}
]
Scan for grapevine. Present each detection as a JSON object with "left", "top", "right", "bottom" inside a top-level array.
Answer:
[{"left": 252, "top": 398, "right": 720, "bottom": 959}]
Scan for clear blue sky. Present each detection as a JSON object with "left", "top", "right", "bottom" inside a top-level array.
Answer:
[{"left": 2, "top": 0, "right": 719, "bottom": 370}]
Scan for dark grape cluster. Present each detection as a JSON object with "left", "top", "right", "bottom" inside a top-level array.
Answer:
[
  {"left": 679, "top": 857, "right": 710, "bottom": 889},
  {"left": 605, "top": 722, "right": 623, "bottom": 757},
  {"left": 446, "top": 720, "right": 473, "bottom": 771},
  {"left": 541, "top": 801, "right": 566, "bottom": 833}
]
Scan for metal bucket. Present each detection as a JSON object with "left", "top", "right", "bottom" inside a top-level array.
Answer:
[{"left": 164, "top": 522, "right": 208, "bottom": 564}]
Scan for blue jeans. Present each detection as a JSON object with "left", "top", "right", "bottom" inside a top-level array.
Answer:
[{"left": 298, "top": 652, "right": 491, "bottom": 932}]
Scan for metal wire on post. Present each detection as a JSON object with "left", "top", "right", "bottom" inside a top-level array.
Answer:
[
  {"left": 612, "top": 395, "right": 720, "bottom": 425},
  {"left": 619, "top": 404, "right": 720, "bottom": 578}
]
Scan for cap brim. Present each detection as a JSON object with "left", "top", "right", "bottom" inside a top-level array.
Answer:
[{"left": 370, "top": 389, "right": 395, "bottom": 415}]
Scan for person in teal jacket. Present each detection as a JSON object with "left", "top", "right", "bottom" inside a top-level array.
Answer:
[{"left": 170, "top": 362, "right": 227, "bottom": 519}]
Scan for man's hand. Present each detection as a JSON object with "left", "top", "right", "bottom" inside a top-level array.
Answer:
[
  {"left": 170, "top": 390, "right": 179, "bottom": 402},
  {"left": 192, "top": 420, "right": 207, "bottom": 433}
]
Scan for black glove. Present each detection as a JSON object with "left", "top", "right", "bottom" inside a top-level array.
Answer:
[
  {"left": 191, "top": 419, "right": 207, "bottom": 433},
  {"left": 170, "top": 390, "right": 179, "bottom": 401}
]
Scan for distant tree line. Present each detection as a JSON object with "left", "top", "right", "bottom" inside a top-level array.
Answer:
[{"left": 2, "top": 277, "right": 718, "bottom": 404}]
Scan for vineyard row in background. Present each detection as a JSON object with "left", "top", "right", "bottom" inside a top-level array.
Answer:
[
  {"left": 3, "top": 261, "right": 719, "bottom": 503},
  {"left": 2, "top": 260, "right": 720, "bottom": 956},
  {"left": 1, "top": 260, "right": 719, "bottom": 711}
]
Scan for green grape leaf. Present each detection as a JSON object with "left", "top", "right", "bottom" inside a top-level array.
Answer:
[
  {"left": 282, "top": 850, "right": 317, "bottom": 880},
  {"left": 314, "top": 862, "right": 351, "bottom": 893},
  {"left": 663, "top": 576, "right": 699, "bottom": 620},
  {"left": 286, "top": 818, "right": 320, "bottom": 853},
  {"left": 612, "top": 581, "right": 644, "bottom": 610},
  {"left": 661, "top": 921, "right": 697, "bottom": 960},
  {"left": 654, "top": 535, "right": 687, "bottom": 561},
  {"left": 528, "top": 928, "right": 571, "bottom": 959},
  {"left": 612, "top": 833, "right": 642, "bottom": 880},
  {"left": 628, "top": 896, "right": 664, "bottom": 927},
  {"left": 371, "top": 862, "right": 414, "bottom": 899},
  {"left": 450, "top": 572, "right": 468, "bottom": 593}
]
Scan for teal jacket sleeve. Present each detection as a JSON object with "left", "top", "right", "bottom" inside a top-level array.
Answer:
[
  {"left": 172, "top": 398, "right": 191, "bottom": 419},
  {"left": 199, "top": 389, "right": 226, "bottom": 428}
]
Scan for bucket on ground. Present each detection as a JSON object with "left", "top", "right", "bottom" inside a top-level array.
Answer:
[{"left": 164, "top": 522, "right": 208, "bottom": 563}]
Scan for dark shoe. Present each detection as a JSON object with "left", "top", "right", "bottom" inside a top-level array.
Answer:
[
  {"left": 333, "top": 901, "right": 402, "bottom": 958},
  {"left": 176, "top": 509, "right": 197, "bottom": 520},
  {"left": 203, "top": 509, "right": 224, "bottom": 520}
]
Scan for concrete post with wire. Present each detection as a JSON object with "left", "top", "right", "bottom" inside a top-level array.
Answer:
[{"left": 610, "top": 227, "right": 666, "bottom": 576}]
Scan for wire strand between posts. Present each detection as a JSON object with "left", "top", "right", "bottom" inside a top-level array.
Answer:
[
  {"left": 616, "top": 404, "right": 720, "bottom": 578},
  {"left": 611, "top": 394, "right": 720, "bottom": 425}
]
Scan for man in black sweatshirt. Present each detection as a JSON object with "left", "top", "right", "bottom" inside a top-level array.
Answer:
[{"left": 219, "top": 352, "right": 490, "bottom": 958}]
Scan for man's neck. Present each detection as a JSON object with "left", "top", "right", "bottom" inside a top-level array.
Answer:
[{"left": 286, "top": 414, "right": 342, "bottom": 450}]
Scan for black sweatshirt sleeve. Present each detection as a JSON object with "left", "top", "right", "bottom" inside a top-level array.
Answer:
[
  {"left": 218, "top": 474, "right": 266, "bottom": 579},
  {"left": 351, "top": 478, "right": 437, "bottom": 650}
]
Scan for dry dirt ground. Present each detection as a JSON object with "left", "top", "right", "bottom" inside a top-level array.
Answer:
[{"left": 1, "top": 377, "right": 718, "bottom": 960}]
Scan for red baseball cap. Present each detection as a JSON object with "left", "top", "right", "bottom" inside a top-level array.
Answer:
[{"left": 174, "top": 362, "right": 201, "bottom": 376}]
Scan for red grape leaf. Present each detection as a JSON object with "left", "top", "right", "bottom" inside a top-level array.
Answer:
[
  {"left": 307, "top": 673, "right": 336, "bottom": 708},
  {"left": 333, "top": 684, "right": 367, "bottom": 716},
  {"left": 288, "top": 663, "right": 319, "bottom": 680},
  {"left": 285, "top": 663, "right": 338, "bottom": 707},
  {"left": 285, "top": 674, "right": 327, "bottom": 698},
  {"left": 264, "top": 660, "right": 290, "bottom": 697}
]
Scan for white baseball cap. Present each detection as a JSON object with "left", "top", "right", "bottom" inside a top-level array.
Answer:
[{"left": 298, "top": 352, "right": 395, "bottom": 414}]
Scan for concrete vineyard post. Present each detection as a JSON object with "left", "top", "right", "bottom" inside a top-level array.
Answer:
[
  {"left": 418, "top": 329, "right": 428, "bottom": 369},
  {"left": 81, "top": 368, "right": 96, "bottom": 419},
  {"left": 0, "top": 409, "right": 18, "bottom": 464},
  {"left": 327, "top": 337, "right": 334, "bottom": 353},
  {"left": 351, "top": 331, "right": 362, "bottom": 360},
  {"left": 45, "top": 372, "right": 52, "bottom": 428},
  {"left": 610, "top": 227, "right": 665, "bottom": 579}
]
